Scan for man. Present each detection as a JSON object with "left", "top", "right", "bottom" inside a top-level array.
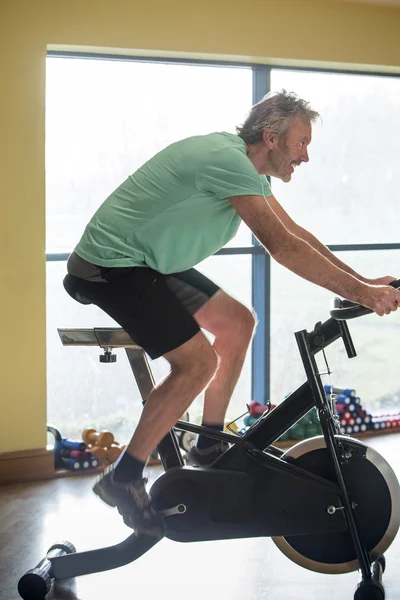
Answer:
[{"left": 65, "top": 90, "right": 400, "bottom": 536}]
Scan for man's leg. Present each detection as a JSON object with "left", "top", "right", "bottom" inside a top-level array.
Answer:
[
  {"left": 80, "top": 266, "right": 221, "bottom": 534},
  {"left": 194, "top": 289, "right": 256, "bottom": 426},
  {"left": 125, "top": 330, "right": 218, "bottom": 461},
  {"left": 94, "top": 329, "right": 219, "bottom": 534}
]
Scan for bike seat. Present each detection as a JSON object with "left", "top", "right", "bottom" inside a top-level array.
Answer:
[{"left": 63, "top": 274, "right": 93, "bottom": 305}]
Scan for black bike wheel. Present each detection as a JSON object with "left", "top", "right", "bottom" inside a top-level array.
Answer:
[{"left": 272, "top": 436, "right": 400, "bottom": 574}]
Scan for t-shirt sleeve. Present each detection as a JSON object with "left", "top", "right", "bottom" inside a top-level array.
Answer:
[{"left": 196, "top": 148, "right": 273, "bottom": 200}]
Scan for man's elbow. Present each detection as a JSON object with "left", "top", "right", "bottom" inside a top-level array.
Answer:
[
  {"left": 262, "top": 230, "right": 294, "bottom": 262},
  {"left": 270, "top": 245, "right": 289, "bottom": 264}
]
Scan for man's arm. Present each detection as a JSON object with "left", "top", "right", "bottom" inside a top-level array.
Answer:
[
  {"left": 264, "top": 195, "right": 397, "bottom": 286},
  {"left": 263, "top": 195, "right": 371, "bottom": 282},
  {"left": 229, "top": 194, "right": 400, "bottom": 316}
]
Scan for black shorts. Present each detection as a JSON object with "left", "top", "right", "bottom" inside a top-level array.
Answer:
[{"left": 64, "top": 265, "right": 220, "bottom": 359}]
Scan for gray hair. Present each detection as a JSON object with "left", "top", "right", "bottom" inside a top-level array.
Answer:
[{"left": 236, "top": 89, "right": 320, "bottom": 144}]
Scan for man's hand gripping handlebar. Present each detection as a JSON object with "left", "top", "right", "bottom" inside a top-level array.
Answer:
[{"left": 331, "top": 279, "right": 400, "bottom": 320}]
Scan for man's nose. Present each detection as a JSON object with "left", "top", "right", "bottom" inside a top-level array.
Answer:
[{"left": 301, "top": 150, "right": 310, "bottom": 163}]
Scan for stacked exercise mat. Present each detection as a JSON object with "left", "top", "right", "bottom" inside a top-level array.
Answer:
[
  {"left": 324, "top": 385, "right": 400, "bottom": 435},
  {"left": 325, "top": 385, "right": 371, "bottom": 435},
  {"left": 241, "top": 387, "right": 400, "bottom": 443}
]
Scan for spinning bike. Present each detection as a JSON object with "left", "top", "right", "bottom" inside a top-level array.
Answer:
[{"left": 18, "top": 277, "right": 400, "bottom": 600}]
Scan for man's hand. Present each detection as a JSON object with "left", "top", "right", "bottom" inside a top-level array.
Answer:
[
  {"left": 364, "top": 276, "right": 397, "bottom": 286},
  {"left": 357, "top": 284, "right": 400, "bottom": 316}
]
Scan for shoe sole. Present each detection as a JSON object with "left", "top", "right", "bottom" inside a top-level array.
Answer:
[
  {"left": 93, "top": 481, "right": 165, "bottom": 538},
  {"left": 93, "top": 481, "right": 118, "bottom": 508},
  {"left": 186, "top": 453, "right": 228, "bottom": 467}
]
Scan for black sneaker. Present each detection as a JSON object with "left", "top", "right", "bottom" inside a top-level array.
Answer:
[
  {"left": 186, "top": 442, "right": 229, "bottom": 466},
  {"left": 93, "top": 467, "right": 164, "bottom": 537}
]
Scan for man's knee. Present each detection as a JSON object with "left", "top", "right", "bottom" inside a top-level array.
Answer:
[
  {"left": 219, "top": 300, "right": 257, "bottom": 346},
  {"left": 165, "top": 332, "right": 219, "bottom": 386},
  {"left": 237, "top": 304, "right": 257, "bottom": 341},
  {"left": 196, "top": 290, "right": 257, "bottom": 346}
]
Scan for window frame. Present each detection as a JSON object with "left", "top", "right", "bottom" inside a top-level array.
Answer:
[{"left": 46, "top": 51, "right": 400, "bottom": 405}]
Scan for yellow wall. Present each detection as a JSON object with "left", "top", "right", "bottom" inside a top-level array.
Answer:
[{"left": 1, "top": 0, "right": 400, "bottom": 454}]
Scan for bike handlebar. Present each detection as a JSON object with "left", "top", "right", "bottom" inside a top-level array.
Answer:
[{"left": 330, "top": 279, "right": 400, "bottom": 321}]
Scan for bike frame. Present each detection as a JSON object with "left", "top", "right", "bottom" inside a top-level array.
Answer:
[{"left": 57, "top": 314, "right": 372, "bottom": 579}]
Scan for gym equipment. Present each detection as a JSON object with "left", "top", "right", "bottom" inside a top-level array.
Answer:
[
  {"left": 80, "top": 428, "right": 124, "bottom": 465},
  {"left": 105, "top": 445, "right": 124, "bottom": 463},
  {"left": 249, "top": 400, "right": 271, "bottom": 416},
  {"left": 47, "top": 424, "right": 99, "bottom": 471},
  {"left": 174, "top": 411, "right": 197, "bottom": 452},
  {"left": 87, "top": 445, "right": 107, "bottom": 464},
  {"left": 18, "top": 277, "right": 400, "bottom": 600},
  {"left": 82, "top": 428, "right": 115, "bottom": 448}
]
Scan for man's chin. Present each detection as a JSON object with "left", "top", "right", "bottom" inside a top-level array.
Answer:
[
  {"left": 281, "top": 173, "right": 292, "bottom": 183},
  {"left": 271, "top": 173, "right": 292, "bottom": 183}
]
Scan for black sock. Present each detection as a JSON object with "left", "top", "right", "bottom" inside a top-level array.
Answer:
[
  {"left": 197, "top": 423, "right": 224, "bottom": 451},
  {"left": 113, "top": 450, "right": 146, "bottom": 483}
]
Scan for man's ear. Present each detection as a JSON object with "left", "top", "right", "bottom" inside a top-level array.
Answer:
[{"left": 263, "top": 129, "right": 277, "bottom": 150}]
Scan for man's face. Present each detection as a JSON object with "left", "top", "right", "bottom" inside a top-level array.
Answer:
[{"left": 265, "top": 117, "right": 312, "bottom": 183}]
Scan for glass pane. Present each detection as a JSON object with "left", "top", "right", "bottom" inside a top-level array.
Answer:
[
  {"left": 46, "top": 57, "right": 256, "bottom": 445},
  {"left": 45, "top": 57, "right": 254, "bottom": 252},
  {"left": 270, "top": 249, "right": 400, "bottom": 414},
  {"left": 46, "top": 261, "right": 143, "bottom": 444},
  {"left": 270, "top": 69, "right": 400, "bottom": 244},
  {"left": 47, "top": 255, "right": 252, "bottom": 443},
  {"left": 192, "top": 254, "right": 253, "bottom": 421}
]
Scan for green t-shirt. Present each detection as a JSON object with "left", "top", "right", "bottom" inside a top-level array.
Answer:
[{"left": 74, "top": 132, "right": 272, "bottom": 274}]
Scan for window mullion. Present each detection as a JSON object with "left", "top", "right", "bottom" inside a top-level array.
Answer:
[{"left": 251, "top": 66, "right": 271, "bottom": 404}]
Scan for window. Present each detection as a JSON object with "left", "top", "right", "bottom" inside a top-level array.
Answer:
[
  {"left": 46, "top": 57, "right": 253, "bottom": 253},
  {"left": 270, "top": 69, "right": 400, "bottom": 244},
  {"left": 270, "top": 69, "right": 400, "bottom": 413},
  {"left": 46, "top": 57, "right": 400, "bottom": 444},
  {"left": 46, "top": 55, "right": 254, "bottom": 442}
]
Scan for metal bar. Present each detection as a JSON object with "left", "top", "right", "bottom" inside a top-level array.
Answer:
[
  {"left": 253, "top": 65, "right": 270, "bottom": 103},
  {"left": 295, "top": 329, "right": 372, "bottom": 579},
  {"left": 124, "top": 348, "right": 156, "bottom": 400},
  {"left": 215, "top": 247, "right": 263, "bottom": 255},
  {"left": 125, "top": 348, "right": 183, "bottom": 469},
  {"left": 243, "top": 381, "right": 315, "bottom": 449},
  {"left": 47, "top": 253, "right": 70, "bottom": 261},
  {"left": 50, "top": 534, "right": 159, "bottom": 579},
  {"left": 252, "top": 252, "right": 270, "bottom": 405},
  {"left": 47, "top": 50, "right": 400, "bottom": 80},
  {"left": 47, "top": 248, "right": 264, "bottom": 261},
  {"left": 250, "top": 65, "right": 271, "bottom": 406},
  {"left": 337, "top": 320, "right": 357, "bottom": 359},
  {"left": 295, "top": 330, "right": 338, "bottom": 441},
  {"left": 327, "top": 243, "right": 400, "bottom": 252},
  {"left": 244, "top": 315, "right": 349, "bottom": 449},
  {"left": 306, "top": 317, "right": 343, "bottom": 355},
  {"left": 58, "top": 327, "right": 140, "bottom": 348},
  {"left": 270, "top": 63, "right": 400, "bottom": 80},
  {"left": 47, "top": 50, "right": 257, "bottom": 69},
  {"left": 174, "top": 420, "right": 240, "bottom": 444},
  {"left": 46, "top": 242, "right": 400, "bottom": 262}
]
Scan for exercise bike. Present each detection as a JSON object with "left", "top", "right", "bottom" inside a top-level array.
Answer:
[{"left": 18, "top": 277, "right": 400, "bottom": 600}]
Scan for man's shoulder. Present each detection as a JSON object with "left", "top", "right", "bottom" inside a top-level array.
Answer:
[
  {"left": 172, "top": 131, "right": 244, "bottom": 153},
  {"left": 193, "top": 132, "right": 249, "bottom": 165},
  {"left": 156, "top": 132, "right": 246, "bottom": 175}
]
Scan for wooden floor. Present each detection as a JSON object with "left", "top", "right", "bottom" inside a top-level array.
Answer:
[{"left": 2, "top": 434, "right": 400, "bottom": 600}]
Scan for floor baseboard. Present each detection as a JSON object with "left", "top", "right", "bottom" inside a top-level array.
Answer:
[{"left": 0, "top": 448, "right": 54, "bottom": 485}]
